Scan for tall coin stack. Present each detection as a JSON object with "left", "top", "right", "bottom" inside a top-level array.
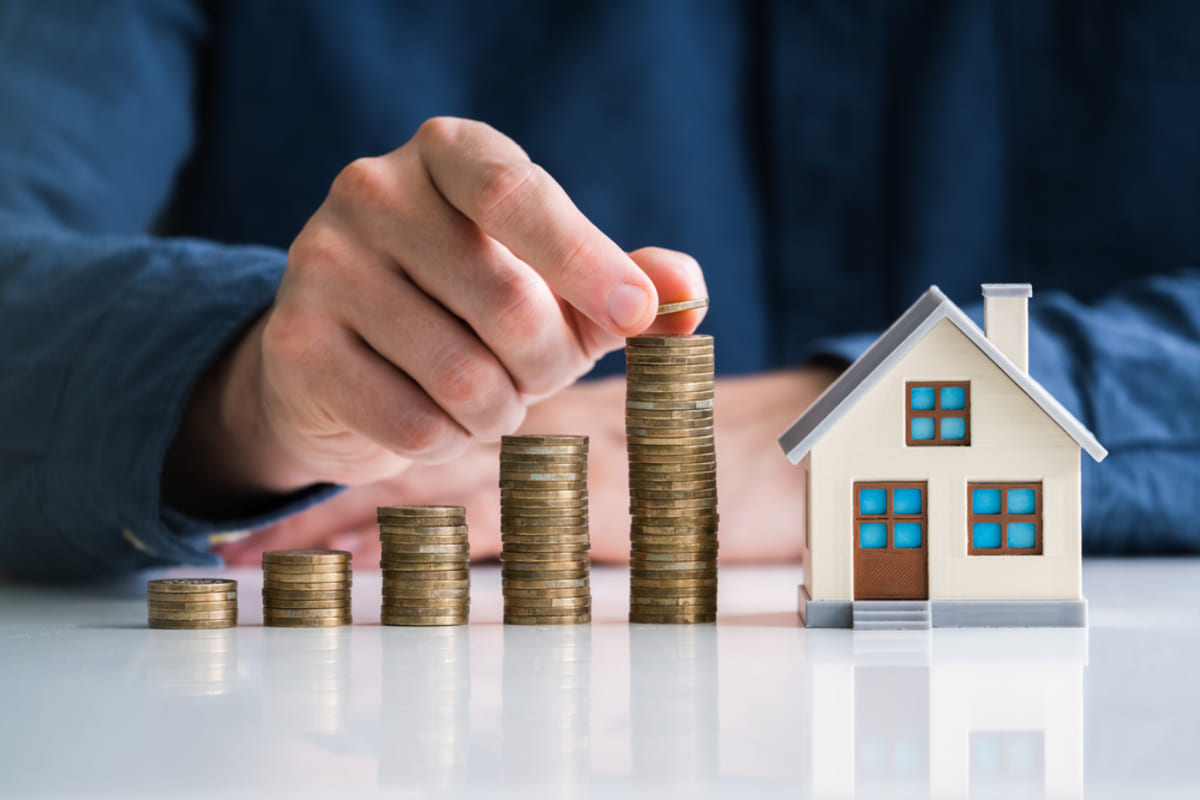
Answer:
[
  {"left": 147, "top": 578, "right": 238, "bottom": 629},
  {"left": 625, "top": 334, "right": 719, "bottom": 624},
  {"left": 500, "top": 435, "right": 592, "bottom": 625},
  {"left": 261, "top": 550, "right": 352, "bottom": 627},
  {"left": 378, "top": 505, "right": 470, "bottom": 626}
]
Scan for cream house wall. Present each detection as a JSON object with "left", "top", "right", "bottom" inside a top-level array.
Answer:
[{"left": 806, "top": 319, "right": 1082, "bottom": 602}]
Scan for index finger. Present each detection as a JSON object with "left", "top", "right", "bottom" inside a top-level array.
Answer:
[{"left": 414, "top": 117, "right": 659, "bottom": 336}]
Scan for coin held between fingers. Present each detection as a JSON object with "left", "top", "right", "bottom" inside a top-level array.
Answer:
[{"left": 656, "top": 298, "right": 709, "bottom": 316}]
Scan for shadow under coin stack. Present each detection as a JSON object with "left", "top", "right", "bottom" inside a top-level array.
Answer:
[
  {"left": 500, "top": 435, "right": 592, "bottom": 625},
  {"left": 147, "top": 578, "right": 238, "bottom": 629},
  {"left": 261, "top": 550, "right": 352, "bottom": 627},
  {"left": 378, "top": 505, "right": 470, "bottom": 626},
  {"left": 625, "top": 334, "right": 719, "bottom": 624}
]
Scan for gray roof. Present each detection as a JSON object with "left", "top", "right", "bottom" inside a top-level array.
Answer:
[{"left": 778, "top": 286, "right": 1108, "bottom": 464}]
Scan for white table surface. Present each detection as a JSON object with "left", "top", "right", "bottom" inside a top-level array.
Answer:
[{"left": 1, "top": 560, "right": 1198, "bottom": 799}]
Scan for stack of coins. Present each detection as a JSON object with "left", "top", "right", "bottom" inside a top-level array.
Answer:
[
  {"left": 378, "top": 505, "right": 470, "bottom": 626},
  {"left": 261, "top": 550, "right": 352, "bottom": 627},
  {"left": 500, "top": 435, "right": 592, "bottom": 625},
  {"left": 625, "top": 333, "right": 719, "bottom": 624},
  {"left": 147, "top": 578, "right": 238, "bottom": 629}
]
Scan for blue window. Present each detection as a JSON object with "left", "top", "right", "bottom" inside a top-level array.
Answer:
[
  {"left": 969, "top": 483, "right": 1042, "bottom": 554},
  {"left": 854, "top": 483, "right": 927, "bottom": 552},
  {"left": 860, "top": 523, "right": 887, "bottom": 549},
  {"left": 894, "top": 522, "right": 923, "bottom": 548},
  {"left": 906, "top": 381, "right": 970, "bottom": 446}
]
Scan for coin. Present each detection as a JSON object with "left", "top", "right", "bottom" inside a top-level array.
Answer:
[
  {"left": 377, "top": 505, "right": 465, "bottom": 518},
  {"left": 627, "top": 333, "right": 713, "bottom": 347},
  {"left": 147, "top": 578, "right": 237, "bottom": 593},
  {"left": 629, "top": 612, "right": 716, "bottom": 624},
  {"left": 381, "top": 614, "right": 468, "bottom": 626},
  {"left": 259, "top": 598, "right": 352, "bottom": 609},
  {"left": 262, "top": 550, "right": 351, "bottom": 564},
  {"left": 655, "top": 298, "right": 709, "bottom": 315},
  {"left": 261, "top": 587, "right": 352, "bottom": 600},
  {"left": 264, "top": 616, "right": 352, "bottom": 627},
  {"left": 501, "top": 586, "right": 591, "bottom": 599},
  {"left": 261, "top": 570, "right": 351, "bottom": 583},
  {"left": 502, "top": 434, "right": 587, "bottom": 446},
  {"left": 149, "top": 618, "right": 237, "bottom": 630},
  {"left": 503, "top": 613, "right": 591, "bottom": 626},
  {"left": 262, "top": 580, "right": 353, "bottom": 593},
  {"left": 148, "top": 609, "right": 239, "bottom": 621},
  {"left": 146, "top": 590, "right": 238, "bottom": 604},
  {"left": 263, "top": 607, "right": 351, "bottom": 619},
  {"left": 147, "top": 599, "right": 238, "bottom": 612},
  {"left": 500, "top": 488, "right": 588, "bottom": 500},
  {"left": 501, "top": 577, "right": 590, "bottom": 590}
]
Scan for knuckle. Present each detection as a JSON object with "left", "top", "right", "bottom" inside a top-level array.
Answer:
[
  {"left": 416, "top": 116, "right": 463, "bottom": 147},
  {"left": 429, "top": 347, "right": 497, "bottom": 408},
  {"left": 330, "top": 156, "right": 395, "bottom": 210},
  {"left": 395, "top": 405, "right": 456, "bottom": 456},
  {"left": 555, "top": 234, "right": 602, "bottom": 286},
  {"left": 472, "top": 160, "right": 539, "bottom": 230},
  {"left": 288, "top": 223, "right": 349, "bottom": 278},
  {"left": 488, "top": 273, "right": 546, "bottom": 343},
  {"left": 262, "top": 307, "right": 321, "bottom": 373}
]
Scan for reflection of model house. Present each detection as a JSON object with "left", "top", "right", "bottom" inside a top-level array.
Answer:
[
  {"left": 804, "top": 631, "right": 1086, "bottom": 798},
  {"left": 779, "top": 285, "right": 1107, "bottom": 628}
]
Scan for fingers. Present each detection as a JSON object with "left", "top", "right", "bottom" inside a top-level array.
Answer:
[
  {"left": 261, "top": 311, "right": 471, "bottom": 470},
  {"left": 414, "top": 117, "right": 659, "bottom": 336},
  {"left": 629, "top": 247, "right": 709, "bottom": 335}
]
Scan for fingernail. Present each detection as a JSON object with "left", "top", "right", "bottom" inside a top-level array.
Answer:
[{"left": 608, "top": 283, "right": 651, "bottom": 330}]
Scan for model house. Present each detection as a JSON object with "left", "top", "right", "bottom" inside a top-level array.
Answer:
[{"left": 778, "top": 284, "right": 1107, "bottom": 628}]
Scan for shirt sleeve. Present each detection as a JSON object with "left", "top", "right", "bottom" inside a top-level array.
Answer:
[
  {"left": 0, "top": 1, "right": 334, "bottom": 580},
  {"left": 807, "top": 269, "right": 1200, "bottom": 555}
]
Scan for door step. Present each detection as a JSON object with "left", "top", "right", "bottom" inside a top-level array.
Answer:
[{"left": 852, "top": 600, "right": 931, "bottom": 630}]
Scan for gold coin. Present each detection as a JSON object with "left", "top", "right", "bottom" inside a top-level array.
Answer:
[
  {"left": 149, "top": 618, "right": 237, "bottom": 630},
  {"left": 377, "top": 542, "right": 470, "bottom": 555},
  {"left": 501, "top": 434, "right": 587, "bottom": 446},
  {"left": 501, "top": 586, "right": 591, "bottom": 599},
  {"left": 264, "top": 616, "right": 352, "bottom": 627},
  {"left": 630, "top": 594, "right": 718, "bottom": 606},
  {"left": 626, "top": 363, "right": 715, "bottom": 375},
  {"left": 380, "top": 537, "right": 469, "bottom": 550},
  {"left": 630, "top": 577, "right": 719, "bottom": 590},
  {"left": 262, "top": 580, "right": 353, "bottom": 594},
  {"left": 374, "top": 551, "right": 468, "bottom": 563},
  {"left": 502, "top": 603, "right": 591, "bottom": 617},
  {"left": 630, "top": 485, "right": 718, "bottom": 498},
  {"left": 501, "top": 568, "right": 589, "bottom": 582},
  {"left": 380, "top": 575, "right": 470, "bottom": 588},
  {"left": 382, "top": 596, "right": 469, "bottom": 610},
  {"left": 631, "top": 548, "right": 719, "bottom": 561},
  {"left": 378, "top": 523, "right": 469, "bottom": 535},
  {"left": 655, "top": 298, "right": 709, "bottom": 315},
  {"left": 261, "top": 569, "right": 352, "bottom": 583},
  {"left": 381, "top": 615, "right": 467, "bottom": 627},
  {"left": 146, "top": 589, "right": 238, "bottom": 603},
  {"left": 381, "top": 585, "right": 470, "bottom": 597},
  {"left": 626, "top": 390, "right": 715, "bottom": 404},
  {"left": 625, "top": 378, "right": 714, "bottom": 392},
  {"left": 629, "top": 612, "right": 716, "bottom": 624},
  {"left": 263, "top": 607, "right": 351, "bottom": 618},
  {"left": 499, "top": 503, "right": 589, "bottom": 516},
  {"left": 148, "top": 609, "right": 239, "bottom": 621},
  {"left": 500, "top": 549, "right": 590, "bottom": 562},
  {"left": 147, "top": 578, "right": 237, "bottom": 593},
  {"left": 500, "top": 533, "right": 591, "bottom": 545},
  {"left": 627, "top": 453, "right": 715, "bottom": 466},
  {"left": 626, "top": 333, "right": 713, "bottom": 346},
  {"left": 626, "top": 434, "right": 716, "bottom": 447},
  {"left": 626, "top": 399, "right": 714, "bottom": 411},
  {"left": 262, "top": 549, "right": 351, "bottom": 564},
  {"left": 380, "top": 562, "right": 469, "bottom": 575},
  {"left": 147, "top": 599, "right": 238, "bottom": 612},
  {"left": 261, "top": 598, "right": 352, "bottom": 609},
  {"left": 504, "top": 595, "right": 591, "bottom": 609},
  {"left": 498, "top": 480, "right": 583, "bottom": 491},
  {"left": 498, "top": 469, "right": 586, "bottom": 481},
  {"left": 376, "top": 505, "right": 465, "bottom": 518},
  {"left": 258, "top": 562, "right": 351, "bottom": 575},
  {"left": 504, "top": 613, "right": 590, "bottom": 626},
  {"left": 500, "top": 452, "right": 588, "bottom": 464},
  {"left": 262, "top": 587, "right": 351, "bottom": 600},
  {"left": 501, "top": 487, "right": 588, "bottom": 500},
  {"left": 500, "top": 519, "right": 588, "bottom": 532},
  {"left": 630, "top": 561, "right": 718, "bottom": 573},
  {"left": 502, "top": 577, "right": 589, "bottom": 590}
]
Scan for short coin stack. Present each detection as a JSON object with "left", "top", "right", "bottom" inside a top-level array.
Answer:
[
  {"left": 625, "top": 333, "right": 719, "bottom": 624},
  {"left": 147, "top": 578, "right": 238, "bottom": 629},
  {"left": 500, "top": 435, "right": 592, "bottom": 625},
  {"left": 378, "top": 505, "right": 470, "bottom": 626},
  {"left": 261, "top": 550, "right": 352, "bottom": 627}
]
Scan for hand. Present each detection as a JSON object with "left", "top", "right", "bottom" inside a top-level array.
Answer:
[
  {"left": 215, "top": 367, "right": 840, "bottom": 566},
  {"left": 164, "top": 118, "right": 706, "bottom": 515}
]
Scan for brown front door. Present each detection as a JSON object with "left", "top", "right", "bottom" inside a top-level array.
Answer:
[{"left": 853, "top": 481, "right": 928, "bottom": 600}]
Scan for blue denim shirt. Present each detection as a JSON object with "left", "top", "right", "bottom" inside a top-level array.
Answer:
[{"left": 2, "top": 0, "right": 1198, "bottom": 578}]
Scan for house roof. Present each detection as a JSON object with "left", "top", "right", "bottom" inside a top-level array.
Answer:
[{"left": 778, "top": 286, "right": 1108, "bottom": 464}]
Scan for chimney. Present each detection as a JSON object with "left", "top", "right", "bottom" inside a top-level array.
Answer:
[{"left": 981, "top": 283, "right": 1032, "bottom": 372}]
